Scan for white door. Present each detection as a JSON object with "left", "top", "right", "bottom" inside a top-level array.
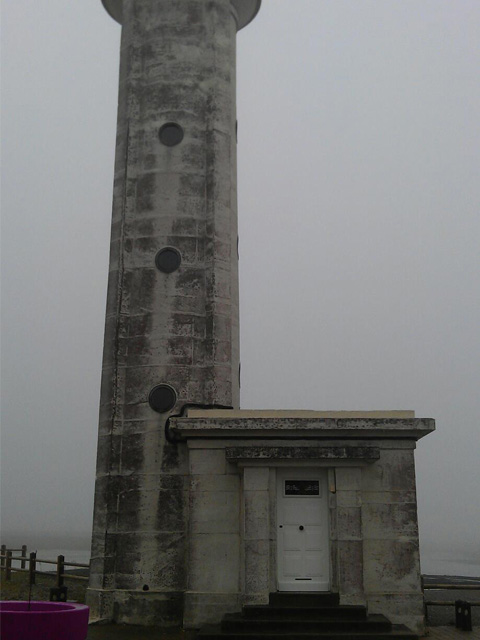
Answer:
[{"left": 277, "top": 468, "right": 330, "bottom": 591}]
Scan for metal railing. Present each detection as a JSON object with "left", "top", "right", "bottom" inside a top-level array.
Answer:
[{"left": 422, "top": 578, "right": 480, "bottom": 631}]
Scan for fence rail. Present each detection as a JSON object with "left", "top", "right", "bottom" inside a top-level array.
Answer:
[
  {"left": 424, "top": 583, "right": 480, "bottom": 591},
  {"left": 423, "top": 578, "right": 480, "bottom": 604},
  {"left": 422, "top": 578, "right": 480, "bottom": 631},
  {"left": 2, "top": 544, "right": 478, "bottom": 614},
  {"left": 0, "top": 545, "right": 90, "bottom": 589}
]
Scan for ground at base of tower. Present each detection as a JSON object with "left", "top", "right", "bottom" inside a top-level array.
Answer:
[
  {"left": 86, "top": 625, "right": 480, "bottom": 640},
  {"left": 87, "top": 625, "right": 195, "bottom": 640},
  {"left": 86, "top": 626, "right": 479, "bottom": 640}
]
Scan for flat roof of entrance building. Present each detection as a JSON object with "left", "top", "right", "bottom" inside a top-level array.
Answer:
[{"left": 186, "top": 409, "right": 415, "bottom": 419}]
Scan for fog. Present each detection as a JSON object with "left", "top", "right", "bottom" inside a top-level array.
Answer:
[{"left": 1, "top": 1, "right": 479, "bottom": 573}]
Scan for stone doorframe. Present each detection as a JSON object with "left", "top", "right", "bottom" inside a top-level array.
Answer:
[{"left": 226, "top": 446, "right": 379, "bottom": 607}]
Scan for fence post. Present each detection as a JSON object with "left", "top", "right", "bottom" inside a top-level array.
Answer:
[
  {"left": 21, "top": 545, "right": 27, "bottom": 569},
  {"left": 463, "top": 602, "right": 473, "bottom": 631},
  {"left": 456, "top": 601, "right": 473, "bottom": 632},
  {"left": 57, "top": 555, "right": 65, "bottom": 588},
  {"left": 455, "top": 600, "right": 464, "bottom": 628},
  {"left": 29, "top": 551, "right": 36, "bottom": 586},
  {"left": 6, "top": 550, "right": 12, "bottom": 581},
  {"left": 0, "top": 544, "right": 6, "bottom": 568}
]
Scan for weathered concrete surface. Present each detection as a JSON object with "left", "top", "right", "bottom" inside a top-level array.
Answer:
[
  {"left": 184, "top": 441, "right": 242, "bottom": 627},
  {"left": 188, "top": 409, "right": 416, "bottom": 418},
  {"left": 88, "top": 0, "right": 261, "bottom": 625},
  {"left": 101, "top": 0, "right": 262, "bottom": 30},
  {"left": 172, "top": 413, "right": 435, "bottom": 440},
  {"left": 225, "top": 445, "right": 380, "bottom": 461},
  {"left": 360, "top": 444, "right": 423, "bottom": 631}
]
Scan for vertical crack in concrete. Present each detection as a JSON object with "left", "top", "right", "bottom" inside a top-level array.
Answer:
[
  {"left": 205, "top": 7, "right": 220, "bottom": 405},
  {"left": 103, "top": 120, "right": 130, "bottom": 589}
]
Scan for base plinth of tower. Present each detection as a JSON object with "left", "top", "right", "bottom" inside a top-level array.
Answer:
[{"left": 86, "top": 588, "right": 184, "bottom": 627}]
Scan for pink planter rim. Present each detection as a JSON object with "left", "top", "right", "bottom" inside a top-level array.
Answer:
[
  {"left": 0, "top": 601, "right": 89, "bottom": 640},
  {"left": 1, "top": 601, "right": 88, "bottom": 612}
]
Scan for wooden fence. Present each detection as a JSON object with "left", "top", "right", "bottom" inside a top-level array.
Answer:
[
  {"left": 0, "top": 545, "right": 89, "bottom": 588},
  {"left": 2, "top": 544, "right": 478, "bottom": 624}
]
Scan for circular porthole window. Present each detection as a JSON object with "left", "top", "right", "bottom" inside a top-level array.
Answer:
[
  {"left": 158, "top": 122, "right": 184, "bottom": 147},
  {"left": 155, "top": 247, "right": 181, "bottom": 273},
  {"left": 148, "top": 384, "right": 177, "bottom": 413}
]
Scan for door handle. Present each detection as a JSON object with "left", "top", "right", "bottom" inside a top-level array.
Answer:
[{"left": 299, "top": 525, "right": 304, "bottom": 531}]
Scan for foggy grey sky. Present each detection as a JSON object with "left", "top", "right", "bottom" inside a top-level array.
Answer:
[{"left": 1, "top": 1, "right": 479, "bottom": 569}]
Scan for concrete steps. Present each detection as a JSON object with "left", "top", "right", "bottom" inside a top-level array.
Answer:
[
  {"left": 242, "top": 605, "right": 367, "bottom": 620},
  {"left": 269, "top": 593, "right": 341, "bottom": 607},
  {"left": 197, "top": 630, "right": 419, "bottom": 640},
  {"left": 196, "top": 593, "right": 419, "bottom": 640},
  {"left": 221, "top": 612, "right": 393, "bottom": 633}
]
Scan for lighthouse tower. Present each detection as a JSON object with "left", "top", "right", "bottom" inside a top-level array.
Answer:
[
  {"left": 89, "top": 1, "right": 434, "bottom": 635},
  {"left": 88, "top": 0, "right": 262, "bottom": 626}
]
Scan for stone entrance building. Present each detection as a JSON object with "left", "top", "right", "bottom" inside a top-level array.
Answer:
[
  {"left": 88, "top": 0, "right": 434, "bottom": 635},
  {"left": 171, "top": 409, "right": 433, "bottom": 633}
]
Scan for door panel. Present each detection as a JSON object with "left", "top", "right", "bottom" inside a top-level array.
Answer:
[
  {"left": 284, "top": 528, "right": 302, "bottom": 549},
  {"left": 284, "top": 553, "right": 302, "bottom": 575}
]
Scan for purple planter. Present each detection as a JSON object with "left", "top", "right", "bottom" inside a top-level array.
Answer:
[{"left": 0, "top": 601, "right": 89, "bottom": 640}]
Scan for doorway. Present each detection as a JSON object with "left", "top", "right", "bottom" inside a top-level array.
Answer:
[{"left": 276, "top": 468, "right": 330, "bottom": 591}]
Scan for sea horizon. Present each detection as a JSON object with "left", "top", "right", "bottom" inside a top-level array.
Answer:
[{"left": 2, "top": 532, "right": 479, "bottom": 578}]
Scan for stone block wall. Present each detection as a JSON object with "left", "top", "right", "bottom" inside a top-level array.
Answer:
[
  {"left": 243, "top": 467, "right": 271, "bottom": 604},
  {"left": 361, "top": 444, "right": 425, "bottom": 634},
  {"left": 334, "top": 467, "right": 365, "bottom": 605},
  {"left": 184, "top": 446, "right": 242, "bottom": 627}
]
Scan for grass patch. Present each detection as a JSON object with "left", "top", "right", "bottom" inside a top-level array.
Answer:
[
  {"left": 1, "top": 571, "right": 197, "bottom": 638},
  {"left": 1, "top": 569, "right": 87, "bottom": 603}
]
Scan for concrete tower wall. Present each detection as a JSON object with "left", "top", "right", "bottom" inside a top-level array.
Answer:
[{"left": 88, "top": 0, "right": 250, "bottom": 623}]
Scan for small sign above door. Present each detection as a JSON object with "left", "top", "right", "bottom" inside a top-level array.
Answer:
[{"left": 284, "top": 480, "right": 320, "bottom": 496}]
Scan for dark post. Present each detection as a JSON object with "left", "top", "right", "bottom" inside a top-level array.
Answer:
[
  {"left": 29, "top": 551, "right": 37, "bottom": 586},
  {"left": 455, "top": 600, "right": 464, "bottom": 628},
  {"left": 455, "top": 600, "right": 463, "bottom": 628},
  {"left": 0, "top": 544, "right": 6, "bottom": 568},
  {"left": 21, "top": 545, "right": 27, "bottom": 569},
  {"left": 455, "top": 600, "right": 473, "bottom": 631},
  {"left": 464, "top": 602, "right": 473, "bottom": 631},
  {"left": 56, "top": 555, "right": 65, "bottom": 588},
  {"left": 461, "top": 602, "right": 472, "bottom": 632},
  {"left": 49, "top": 586, "right": 68, "bottom": 602},
  {"left": 5, "top": 550, "right": 12, "bottom": 581}
]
